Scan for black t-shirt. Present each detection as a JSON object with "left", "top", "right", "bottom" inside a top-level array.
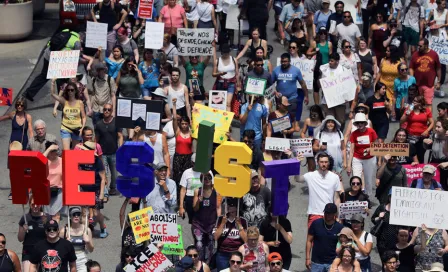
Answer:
[
  {"left": 308, "top": 218, "right": 344, "bottom": 264},
  {"left": 93, "top": 2, "right": 123, "bottom": 31},
  {"left": 19, "top": 214, "right": 51, "bottom": 254},
  {"left": 259, "top": 217, "right": 292, "bottom": 259},
  {"left": 79, "top": 156, "right": 105, "bottom": 191},
  {"left": 244, "top": 0, "right": 269, "bottom": 21},
  {"left": 396, "top": 143, "right": 417, "bottom": 165},
  {"left": 366, "top": 95, "right": 389, "bottom": 125},
  {"left": 122, "top": 227, "right": 144, "bottom": 250},
  {"left": 30, "top": 239, "right": 77, "bottom": 272},
  {"left": 386, "top": 29, "right": 405, "bottom": 58},
  {"left": 375, "top": 0, "right": 393, "bottom": 17},
  {"left": 95, "top": 118, "right": 121, "bottom": 155},
  {"left": 391, "top": 244, "right": 416, "bottom": 272}
]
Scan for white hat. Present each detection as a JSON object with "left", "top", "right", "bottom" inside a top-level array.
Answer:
[
  {"left": 423, "top": 263, "right": 445, "bottom": 272},
  {"left": 353, "top": 113, "right": 368, "bottom": 124}
]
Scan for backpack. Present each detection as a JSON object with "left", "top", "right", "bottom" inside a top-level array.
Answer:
[
  {"left": 410, "top": 178, "right": 439, "bottom": 189},
  {"left": 402, "top": 3, "right": 422, "bottom": 24},
  {"left": 315, "top": 9, "right": 332, "bottom": 23},
  {"left": 49, "top": 31, "right": 72, "bottom": 51},
  {"left": 92, "top": 75, "right": 112, "bottom": 96}
]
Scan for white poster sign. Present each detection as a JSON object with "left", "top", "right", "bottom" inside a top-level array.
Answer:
[
  {"left": 270, "top": 115, "right": 292, "bottom": 133},
  {"left": 149, "top": 213, "right": 178, "bottom": 244},
  {"left": 390, "top": 186, "right": 448, "bottom": 229},
  {"left": 429, "top": 34, "right": 448, "bottom": 65},
  {"left": 209, "top": 90, "right": 227, "bottom": 111},
  {"left": 124, "top": 244, "right": 174, "bottom": 272},
  {"left": 290, "top": 138, "right": 313, "bottom": 157},
  {"left": 292, "top": 58, "right": 315, "bottom": 90},
  {"left": 177, "top": 28, "right": 214, "bottom": 56},
  {"left": 226, "top": 4, "right": 249, "bottom": 30},
  {"left": 342, "top": 0, "right": 363, "bottom": 24},
  {"left": 145, "top": 22, "right": 165, "bottom": 49},
  {"left": 264, "top": 85, "right": 276, "bottom": 111},
  {"left": 245, "top": 77, "right": 267, "bottom": 96},
  {"left": 86, "top": 21, "right": 107, "bottom": 49},
  {"left": 339, "top": 201, "right": 369, "bottom": 219},
  {"left": 265, "top": 137, "right": 290, "bottom": 152},
  {"left": 320, "top": 71, "right": 357, "bottom": 108},
  {"left": 46, "top": 50, "right": 80, "bottom": 79}
]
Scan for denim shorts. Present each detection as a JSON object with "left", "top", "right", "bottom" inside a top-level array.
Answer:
[
  {"left": 60, "top": 129, "right": 82, "bottom": 140},
  {"left": 216, "top": 81, "right": 235, "bottom": 94},
  {"left": 142, "top": 87, "right": 158, "bottom": 97}
]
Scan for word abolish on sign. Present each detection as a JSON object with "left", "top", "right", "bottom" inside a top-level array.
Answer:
[
  {"left": 177, "top": 28, "right": 214, "bottom": 56},
  {"left": 149, "top": 213, "right": 178, "bottom": 244},
  {"left": 124, "top": 244, "right": 173, "bottom": 272}
]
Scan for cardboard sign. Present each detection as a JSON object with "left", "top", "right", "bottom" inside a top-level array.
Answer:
[
  {"left": 145, "top": 22, "right": 164, "bottom": 49},
  {"left": 245, "top": 77, "right": 267, "bottom": 96},
  {"left": 264, "top": 85, "right": 276, "bottom": 111},
  {"left": 225, "top": 4, "right": 249, "bottom": 30},
  {"left": 270, "top": 115, "right": 292, "bottom": 133},
  {"left": 209, "top": 90, "right": 227, "bottom": 111},
  {"left": 177, "top": 28, "right": 214, "bottom": 56},
  {"left": 429, "top": 35, "right": 448, "bottom": 65},
  {"left": 86, "top": 21, "right": 107, "bottom": 49},
  {"left": 138, "top": 0, "right": 154, "bottom": 19},
  {"left": 115, "top": 98, "right": 164, "bottom": 130},
  {"left": 390, "top": 186, "right": 448, "bottom": 229},
  {"left": 292, "top": 58, "right": 315, "bottom": 90},
  {"left": 46, "top": 50, "right": 80, "bottom": 79},
  {"left": 290, "top": 138, "right": 313, "bottom": 157},
  {"left": 339, "top": 201, "right": 369, "bottom": 220},
  {"left": 265, "top": 137, "right": 290, "bottom": 152},
  {"left": 189, "top": 79, "right": 202, "bottom": 96},
  {"left": 149, "top": 213, "right": 178, "bottom": 244},
  {"left": 370, "top": 143, "right": 409, "bottom": 156},
  {"left": 124, "top": 244, "right": 174, "bottom": 272},
  {"left": 129, "top": 206, "right": 154, "bottom": 244},
  {"left": 0, "top": 88, "right": 12, "bottom": 106},
  {"left": 191, "top": 104, "right": 234, "bottom": 144},
  {"left": 403, "top": 163, "right": 441, "bottom": 186},
  {"left": 161, "top": 225, "right": 184, "bottom": 256},
  {"left": 320, "top": 71, "right": 357, "bottom": 108}
]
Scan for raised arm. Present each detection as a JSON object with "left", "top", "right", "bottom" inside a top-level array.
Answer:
[{"left": 50, "top": 79, "right": 67, "bottom": 104}]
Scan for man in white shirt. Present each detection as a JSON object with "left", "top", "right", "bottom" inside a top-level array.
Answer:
[{"left": 334, "top": 11, "right": 361, "bottom": 52}]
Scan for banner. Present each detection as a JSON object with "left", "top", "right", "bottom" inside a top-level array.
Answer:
[
  {"left": 320, "top": 71, "right": 357, "bottom": 108},
  {"left": 138, "top": 0, "right": 154, "bottom": 19},
  {"left": 145, "top": 22, "right": 164, "bottom": 49},
  {"left": 209, "top": 90, "right": 227, "bottom": 111},
  {"left": 403, "top": 163, "right": 441, "bottom": 186},
  {"left": 161, "top": 225, "right": 184, "bottom": 256},
  {"left": 46, "top": 50, "right": 80, "bottom": 79},
  {"left": 429, "top": 35, "right": 448, "bottom": 65},
  {"left": 390, "top": 186, "right": 448, "bottom": 229},
  {"left": 290, "top": 138, "right": 313, "bottom": 157},
  {"left": 0, "top": 88, "right": 12, "bottom": 106},
  {"left": 86, "top": 22, "right": 107, "bottom": 49},
  {"left": 370, "top": 143, "right": 409, "bottom": 156},
  {"left": 245, "top": 77, "right": 267, "bottom": 96},
  {"left": 270, "top": 115, "right": 291, "bottom": 133},
  {"left": 292, "top": 58, "right": 315, "bottom": 90},
  {"left": 124, "top": 244, "right": 174, "bottom": 272},
  {"left": 192, "top": 104, "right": 234, "bottom": 144},
  {"left": 265, "top": 137, "right": 290, "bottom": 152},
  {"left": 129, "top": 206, "right": 154, "bottom": 244},
  {"left": 177, "top": 28, "right": 214, "bottom": 56},
  {"left": 339, "top": 201, "right": 369, "bottom": 219},
  {"left": 225, "top": 4, "right": 249, "bottom": 30},
  {"left": 149, "top": 213, "right": 178, "bottom": 244},
  {"left": 264, "top": 85, "right": 276, "bottom": 111}
]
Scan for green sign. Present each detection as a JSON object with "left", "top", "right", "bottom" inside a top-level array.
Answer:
[{"left": 161, "top": 225, "right": 184, "bottom": 256}]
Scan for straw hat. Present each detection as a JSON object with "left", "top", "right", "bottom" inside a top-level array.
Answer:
[
  {"left": 423, "top": 263, "right": 445, "bottom": 272},
  {"left": 9, "top": 141, "right": 23, "bottom": 151}
]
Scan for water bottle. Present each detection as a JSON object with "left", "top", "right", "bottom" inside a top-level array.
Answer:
[{"left": 406, "top": 104, "right": 414, "bottom": 115}]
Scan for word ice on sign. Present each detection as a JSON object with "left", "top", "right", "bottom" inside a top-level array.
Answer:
[
  {"left": 149, "top": 213, "right": 178, "bottom": 244},
  {"left": 124, "top": 243, "right": 173, "bottom": 272}
]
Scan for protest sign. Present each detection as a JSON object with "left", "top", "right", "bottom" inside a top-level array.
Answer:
[
  {"left": 265, "top": 137, "right": 290, "bottom": 152},
  {"left": 264, "top": 85, "right": 276, "bottom": 111},
  {"left": 124, "top": 243, "right": 174, "bottom": 272},
  {"left": 226, "top": 4, "right": 249, "bottom": 30},
  {"left": 390, "top": 186, "right": 448, "bottom": 229},
  {"left": 0, "top": 88, "right": 12, "bottom": 106},
  {"left": 189, "top": 79, "right": 202, "bottom": 96},
  {"left": 290, "top": 138, "right": 313, "bottom": 157},
  {"left": 403, "top": 163, "right": 441, "bottom": 186},
  {"left": 129, "top": 206, "right": 154, "bottom": 244},
  {"left": 245, "top": 77, "right": 267, "bottom": 96},
  {"left": 177, "top": 28, "right": 214, "bottom": 56},
  {"left": 115, "top": 98, "right": 163, "bottom": 130},
  {"left": 192, "top": 104, "right": 234, "bottom": 144},
  {"left": 320, "top": 71, "right": 357, "bottom": 108},
  {"left": 161, "top": 225, "right": 184, "bottom": 256},
  {"left": 86, "top": 21, "right": 107, "bottom": 49},
  {"left": 145, "top": 22, "right": 164, "bottom": 49},
  {"left": 370, "top": 143, "right": 409, "bottom": 156},
  {"left": 429, "top": 35, "right": 448, "bottom": 65},
  {"left": 270, "top": 115, "right": 291, "bottom": 133},
  {"left": 209, "top": 90, "right": 227, "bottom": 111},
  {"left": 47, "top": 50, "right": 80, "bottom": 79},
  {"left": 138, "top": 0, "right": 154, "bottom": 19},
  {"left": 149, "top": 213, "right": 178, "bottom": 244},
  {"left": 339, "top": 201, "right": 369, "bottom": 219},
  {"left": 291, "top": 58, "right": 315, "bottom": 90}
]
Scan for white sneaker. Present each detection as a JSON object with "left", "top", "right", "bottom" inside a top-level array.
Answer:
[
  {"left": 437, "top": 90, "right": 446, "bottom": 97},
  {"left": 280, "top": 39, "right": 284, "bottom": 46}
]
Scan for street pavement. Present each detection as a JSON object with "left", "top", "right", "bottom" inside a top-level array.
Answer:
[{"left": 0, "top": 8, "right": 445, "bottom": 271}]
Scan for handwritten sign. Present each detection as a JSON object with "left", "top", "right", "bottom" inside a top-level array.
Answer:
[
  {"left": 403, "top": 163, "right": 441, "bottom": 186},
  {"left": 290, "top": 138, "right": 313, "bottom": 157},
  {"left": 339, "top": 201, "right": 369, "bottom": 220},
  {"left": 245, "top": 77, "right": 267, "bottom": 96},
  {"left": 149, "top": 213, "right": 178, "bottom": 244},
  {"left": 124, "top": 243, "right": 174, "bottom": 272},
  {"left": 129, "top": 206, "right": 154, "bottom": 244},
  {"left": 429, "top": 35, "right": 448, "bottom": 65},
  {"left": 192, "top": 104, "right": 234, "bottom": 144},
  {"left": 161, "top": 225, "right": 184, "bottom": 256},
  {"left": 264, "top": 85, "right": 276, "bottom": 111},
  {"left": 225, "top": 4, "right": 249, "bottom": 30},
  {"left": 292, "top": 58, "right": 315, "bottom": 90},
  {"left": 390, "top": 186, "right": 448, "bottom": 229},
  {"left": 177, "top": 28, "right": 214, "bottom": 56},
  {"left": 138, "top": 0, "right": 154, "bottom": 19},
  {"left": 86, "top": 21, "right": 107, "bottom": 49},
  {"left": 209, "top": 90, "right": 227, "bottom": 111},
  {"left": 265, "top": 137, "right": 290, "bottom": 152},
  {"left": 46, "top": 50, "right": 80, "bottom": 79},
  {"left": 320, "top": 70, "right": 357, "bottom": 108},
  {"left": 270, "top": 115, "right": 291, "bottom": 133},
  {"left": 0, "top": 88, "right": 12, "bottom": 106},
  {"left": 370, "top": 143, "right": 409, "bottom": 156},
  {"left": 145, "top": 22, "right": 164, "bottom": 49}
]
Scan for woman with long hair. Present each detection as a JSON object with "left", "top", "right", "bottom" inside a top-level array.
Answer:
[
  {"left": 162, "top": 34, "right": 180, "bottom": 67},
  {"left": 102, "top": 45, "right": 125, "bottom": 79},
  {"left": 196, "top": 0, "right": 217, "bottom": 30},
  {"left": 185, "top": 245, "right": 211, "bottom": 272},
  {"left": 288, "top": 18, "right": 308, "bottom": 49},
  {"left": 158, "top": 0, "right": 187, "bottom": 37},
  {"left": 340, "top": 39, "right": 362, "bottom": 83},
  {"left": 365, "top": 82, "right": 392, "bottom": 143},
  {"left": 116, "top": 27, "right": 139, "bottom": 63},
  {"left": 330, "top": 247, "right": 361, "bottom": 272},
  {"left": 0, "top": 97, "right": 33, "bottom": 151},
  {"left": 341, "top": 176, "right": 371, "bottom": 213},
  {"left": 249, "top": 47, "right": 273, "bottom": 74},
  {"left": 236, "top": 28, "right": 268, "bottom": 61},
  {"left": 357, "top": 37, "right": 377, "bottom": 81},
  {"left": 238, "top": 227, "right": 269, "bottom": 272},
  {"left": 139, "top": 49, "right": 161, "bottom": 100},
  {"left": 391, "top": 128, "right": 419, "bottom": 165},
  {"left": 368, "top": 11, "right": 388, "bottom": 64},
  {"left": 116, "top": 247, "right": 139, "bottom": 272},
  {"left": 289, "top": 41, "right": 306, "bottom": 65},
  {"left": 116, "top": 58, "right": 144, "bottom": 99},
  {"left": 393, "top": 62, "right": 416, "bottom": 121},
  {"left": 51, "top": 79, "right": 86, "bottom": 150}
]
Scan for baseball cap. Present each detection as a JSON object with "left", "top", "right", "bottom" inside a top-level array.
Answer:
[
  {"left": 175, "top": 256, "right": 194, "bottom": 272},
  {"left": 423, "top": 164, "right": 436, "bottom": 174},
  {"left": 323, "top": 203, "right": 337, "bottom": 214},
  {"left": 250, "top": 169, "right": 259, "bottom": 179},
  {"left": 318, "top": 26, "right": 327, "bottom": 33},
  {"left": 322, "top": 0, "right": 330, "bottom": 3},
  {"left": 155, "top": 162, "right": 168, "bottom": 170},
  {"left": 69, "top": 206, "right": 82, "bottom": 216},
  {"left": 361, "top": 72, "right": 372, "bottom": 81},
  {"left": 45, "top": 219, "right": 59, "bottom": 229},
  {"left": 268, "top": 252, "right": 283, "bottom": 262},
  {"left": 350, "top": 214, "right": 364, "bottom": 223}
]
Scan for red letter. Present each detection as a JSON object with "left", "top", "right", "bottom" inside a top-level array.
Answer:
[
  {"left": 9, "top": 151, "right": 49, "bottom": 205},
  {"left": 63, "top": 150, "right": 95, "bottom": 206}
]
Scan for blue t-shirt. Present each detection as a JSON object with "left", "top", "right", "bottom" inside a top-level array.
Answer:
[
  {"left": 314, "top": 10, "right": 332, "bottom": 32},
  {"left": 308, "top": 218, "right": 344, "bottom": 264},
  {"left": 240, "top": 103, "right": 268, "bottom": 141},
  {"left": 411, "top": 178, "right": 442, "bottom": 190},
  {"left": 272, "top": 65, "right": 304, "bottom": 101},
  {"left": 139, "top": 59, "right": 160, "bottom": 88},
  {"left": 394, "top": 76, "right": 416, "bottom": 109}
]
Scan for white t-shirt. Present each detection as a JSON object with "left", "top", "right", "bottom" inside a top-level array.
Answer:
[
  {"left": 355, "top": 231, "right": 373, "bottom": 260},
  {"left": 403, "top": 5, "right": 425, "bottom": 32},
  {"left": 335, "top": 23, "right": 361, "bottom": 53},
  {"left": 304, "top": 170, "right": 341, "bottom": 215},
  {"left": 179, "top": 168, "right": 214, "bottom": 196}
]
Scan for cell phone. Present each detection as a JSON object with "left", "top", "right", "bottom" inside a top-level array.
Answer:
[{"left": 322, "top": 142, "right": 327, "bottom": 145}]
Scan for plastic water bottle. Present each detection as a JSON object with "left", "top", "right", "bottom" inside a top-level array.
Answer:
[{"left": 406, "top": 104, "right": 414, "bottom": 115}]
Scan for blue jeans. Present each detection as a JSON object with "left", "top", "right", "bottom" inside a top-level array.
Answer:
[
  {"left": 295, "top": 88, "right": 305, "bottom": 121},
  {"left": 311, "top": 262, "right": 331, "bottom": 272},
  {"left": 102, "top": 154, "right": 117, "bottom": 190},
  {"left": 216, "top": 251, "right": 232, "bottom": 272},
  {"left": 358, "top": 256, "right": 371, "bottom": 272}
]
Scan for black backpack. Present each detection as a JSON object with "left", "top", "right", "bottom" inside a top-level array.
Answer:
[{"left": 49, "top": 31, "right": 72, "bottom": 51}]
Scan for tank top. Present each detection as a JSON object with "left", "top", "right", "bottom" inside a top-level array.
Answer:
[
  {"left": 218, "top": 57, "right": 236, "bottom": 79},
  {"left": 169, "top": 85, "right": 186, "bottom": 109},
  {"left": 0, "top": 250, "right": 15, "bottom": 272},
  {"left": 61, "top": 100, "right": 82, "bottom": 130},
  {"left": 197, "top": 2, "right": 212, "bottom": 22},
  {"left": 358, "top": 50, "right": 374, "bottom": 76},
  {"left": 10, "top": 113, "right": 28, "bottom": 149},
  {"left": 144, "top": 133, "right": 164, "bottom": 164},
  {"left": 119, "top": 74, "right": 141, "bottom": 98},
  {"left": 192, "top": 189, "right": 217, "bottom": 233},
  {"left": 243, "top": 243, "right": 267, "bottom": 272},
  {"left": 175, "top": 133, "right": 193, "bottom": 154},
  {"left": 249, "top": 39, "right": 264, "bottom": 60},
  {"left": 308, "top": 125, "right": 316, "bottom": 137},
  {"left": 317, "top": 41, "right": 330, "bottom": 64},
  {"left": 433, "top": 8, "right": 448, "bottom": 36},
  {"left": 69, "top": 234, "right": 86, "bottom": 252}
]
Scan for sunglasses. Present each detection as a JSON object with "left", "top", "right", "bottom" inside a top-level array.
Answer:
[
  {"left": 289, "top": 46, "right": 297, "bottom": 49},
  {"left": 230, "top": 260, "right": 242, "bottom": 265},
  {"left": 66, "top": 88, "right": 75, "bottom": 92},
  {"left": 0, "top": 241, "right": 5, "bottom": 245},
  {"left": 270, "top": 262, "right": 282, "bottom": 266},
  {"left": 351, "top": 182, "right": 361, "bottom": 185},
  {"left": 16, "top": 103, "right": 24, "bottom": 107},
  {"left": 72, "top": 212, "right": 81, "bottom": 217},
  {"left": 191, "top": 56, "right": 198, "bottom": 59},
  {"left": 319, "top": 32, "right": 327, "bottom": 35},
  {"left": 47, "top": 227, "right": 58, "bottom": 232},
  {"left": 376, "top": 15, "right": 383, "bottom": 18},
  {"left": 344, "top": 15, "right": 351, "bottom": 18},
  {"left": 344, "top": 45, "right": 352, "bottom": 49},
  {"left": 188, "top": 254, "right": 198, "bottom": 258},
  {"left": 125, "top": 254, "right": 135, "bottom": 258},
  {"left": 203, "top": 175, "right": 213, "bottom": 180},
  {"left": 255, "top": 64, "right": 264, "bottom": 67},
  {"left": 103, "top": 108, "right": 112, "bottom": 112},
  {"left": 400, "top": 68, "right": 408, "bottom": 72}
]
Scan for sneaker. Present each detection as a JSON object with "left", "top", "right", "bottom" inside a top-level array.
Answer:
[
  {"left": 108, "top": 188, "right": 118, "bottom": 196},
  {"left": 436, "top": 90, "right": 446, "bottom": 98},
  {"left": 100, "top": 228, "right": 109, "bottom": 238},
  {"left": 391, "top": 116, "right": 396, "bottom": 122},
  {"left": 8, "top": 192, "right": 12, "bottom": 200},
  {"left": 280, "top": 39, "right": 284, "bottom": 46}
]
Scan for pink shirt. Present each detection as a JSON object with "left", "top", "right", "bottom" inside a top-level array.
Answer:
[
  {"left": 160, "top": 5, "right": 185, "bottom": 29},
  {"left": 48, "top": 157, "right": 62, "bottom": 188}
]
